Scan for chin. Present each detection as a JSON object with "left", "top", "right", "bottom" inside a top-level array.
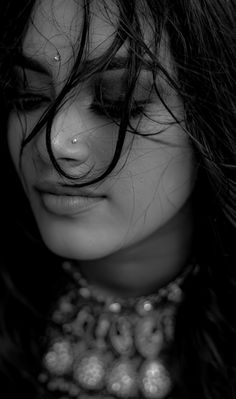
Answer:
[{"left": 36, "top": 219, "right": 123, "bottom": 261}]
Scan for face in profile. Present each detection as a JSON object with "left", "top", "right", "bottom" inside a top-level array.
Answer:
[{"left": 7, "top": 0, "right": 196, "bottom": 261}]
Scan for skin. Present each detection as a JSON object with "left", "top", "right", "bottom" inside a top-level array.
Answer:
[{"left": 7, "top": 0, "right": 197, "bottom": 297}]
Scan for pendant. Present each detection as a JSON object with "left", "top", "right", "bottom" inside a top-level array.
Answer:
[
  {"left": 106, "top": 358, "right": 138, "bottom": 398},
  {"left": 110, "top": 315, "right": 134, "bottom": 355},
  {"left": 44, "top": 339, "right": 73, "bottom": 376},
  {"left": 139, "top": 359, "right": 172, "bottom": 398},
  {"left": 73, "top": 351, "right": 107, "bottom": 390},
  {"left": 135, "top": 314, "right": 164, "bottom": 358}
]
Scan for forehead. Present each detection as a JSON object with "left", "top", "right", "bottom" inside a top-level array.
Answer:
[
  {"left": 23, "top": 0, "right": 173, "bottom": 80},
  {"left": 23, "top": 0, "right": 122, "bottom": 63}
]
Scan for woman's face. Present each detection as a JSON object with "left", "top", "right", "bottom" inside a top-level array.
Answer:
[{"left": 7, "top": 0, "right": 196, "bottom": 260}]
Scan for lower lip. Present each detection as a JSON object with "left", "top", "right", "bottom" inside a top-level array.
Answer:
[{"left": 39, "top": 193, "right": 105, "bottom": 216}]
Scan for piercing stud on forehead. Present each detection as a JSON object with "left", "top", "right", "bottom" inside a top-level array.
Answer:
[
  {"left": 71, "top": 137, "right": 78, "bottom": 144},
  {"left": 53, "top": 52, "right": 61, "bottom": 62}
]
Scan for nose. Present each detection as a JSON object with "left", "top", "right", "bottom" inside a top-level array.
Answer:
[
  {"left": 35, "top": 103, "right": 92, "bottom": 176},
  {"left": 50, "top": 104, "right": 90, "bottom": 166}
]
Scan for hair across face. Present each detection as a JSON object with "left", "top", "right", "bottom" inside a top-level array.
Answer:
[
  {"left": 6, "top": 0, "right": 198, "bottom": 261},
  {"left": 4, "top": 0, "right": 235, "bottom": 265}
]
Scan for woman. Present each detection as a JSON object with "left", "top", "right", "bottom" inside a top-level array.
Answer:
[{"left": 0, "top": 0, "right": 235, "bottom": 398}]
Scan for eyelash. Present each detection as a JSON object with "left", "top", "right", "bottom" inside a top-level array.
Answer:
[
  {"left": 11, "top": 93, "right": 51, "bottom": 112},
  {"left": 90, "top": 100, "right": 145, "bottom": 119},
  {"left": 10, "top": 92, "right": 146, "bottom": 120}
]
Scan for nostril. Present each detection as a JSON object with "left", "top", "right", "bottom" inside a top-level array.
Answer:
[{"left": 54, "top": 157, "right": 92, "bottom": 180}]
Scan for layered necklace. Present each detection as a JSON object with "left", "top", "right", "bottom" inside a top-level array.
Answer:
[{"left": 39, "top": 260, "right": 198, "bottom": 399}]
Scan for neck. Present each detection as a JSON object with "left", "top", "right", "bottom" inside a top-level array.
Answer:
[{"left": 74, "top": 200, "right": 195, "bottom": 298}]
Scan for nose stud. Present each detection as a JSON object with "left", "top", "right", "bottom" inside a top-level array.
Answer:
[
  {"left": 71, "top": 137, "right": 78, "bottom": 144},
  {"left": 53, "top": 51, "right": 61, "bottom": 62}
]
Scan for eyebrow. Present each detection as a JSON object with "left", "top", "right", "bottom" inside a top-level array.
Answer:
[
  {"left": 12, "top": 53, "right": 152, "bottom": 76},
  {"left": 13, "top": 53, "right": 52, "bottom": 77}
]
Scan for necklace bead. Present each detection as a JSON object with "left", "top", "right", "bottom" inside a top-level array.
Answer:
[{"left": 109, "top": 302, "right": 122, "bottom": 313}]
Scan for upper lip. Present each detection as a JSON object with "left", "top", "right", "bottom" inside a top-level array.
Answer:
[{"left": 34, "top": 181, "right": 104, "bottom": 197}]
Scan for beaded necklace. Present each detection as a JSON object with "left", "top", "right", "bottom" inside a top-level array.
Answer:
[{"left": 39, "top": 260, "right": 198, "bottom": 399}]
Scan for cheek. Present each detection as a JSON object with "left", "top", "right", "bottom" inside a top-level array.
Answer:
[
  {"left": 7, "top": 114, "right": 23, "bottom": 171},
  {"left": 7, "top": 113, "right": 37, "bottom": 191},
  {"left": 161, "top": 147, "right": 196, "bottom": 203},
  {"left": 117, "top": 127, "right": 196, "bottom": 223}
]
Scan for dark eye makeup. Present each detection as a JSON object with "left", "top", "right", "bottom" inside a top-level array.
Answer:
[
  {"left": 10, "top": 93, "right": 52, "bottom": 112},
  {"left": 90, "top": 99, "right": 147, "bottom": 119},
  {"left": 6, "top": 65, "right": 154, "bottom": 120},
  {"left": 9, "top": 92, "right": 148, "bottom": 119}
]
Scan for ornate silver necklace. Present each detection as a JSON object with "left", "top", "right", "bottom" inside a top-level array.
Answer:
[{"left": 39, "top": 260, "right": 198, "bottom": 399}]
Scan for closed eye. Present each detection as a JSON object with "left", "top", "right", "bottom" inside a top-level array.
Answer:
[
  {"left": 8, "top": 93, "right": 51, "bottom": 113},
  {"left": 89, "top": 99, "right": 148, "bottom": 120}
]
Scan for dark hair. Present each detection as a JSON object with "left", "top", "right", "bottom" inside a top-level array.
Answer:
[{"left": 0, "top": 0, "right": 235, "bottom": 398}]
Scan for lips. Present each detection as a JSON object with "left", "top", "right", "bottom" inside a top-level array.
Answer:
[
  {"left": 34, "top": 181, "right": 105, "bottom": 216},
  {"left": 35, "top": 181, "right": 103, "bottom": 197}
]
